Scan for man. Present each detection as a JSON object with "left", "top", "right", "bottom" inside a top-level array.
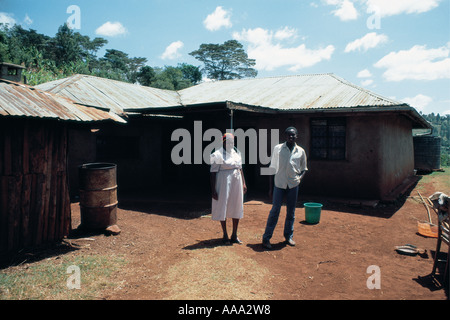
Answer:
[{"left": 262, "top": 127, "right": 308, "bottom": 249}]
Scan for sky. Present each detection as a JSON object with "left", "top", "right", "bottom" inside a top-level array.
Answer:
[{"left": 1, "top": 0, "right": 449, "bottom": 115}]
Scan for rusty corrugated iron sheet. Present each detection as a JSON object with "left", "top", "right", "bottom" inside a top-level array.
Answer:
[
  {"left": 36, "top": 73, "right": 406, "bottom": 112},
  {"left": 0, "top": 79, "right": 126, "bottom": 123},
  {"left": 36, "top": 74, "right": 181, "bottom": 115},
  {"left": 33, "top": 73, "right": 429, "bottom": 129},
  {"left": 178, "top": 73, "right": 406, "bottom": 110}
]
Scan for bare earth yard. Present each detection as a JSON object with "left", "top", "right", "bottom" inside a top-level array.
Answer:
[
  {"left": 75, "top": 172, "right": 448, "bottom": 300},
  {"left": 1, "top": 171, "right": 449, "bottom": 301}
]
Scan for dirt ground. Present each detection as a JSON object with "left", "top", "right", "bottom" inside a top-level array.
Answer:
[{"left": 63, "top": 174, "right": 448, "bottom": 300}]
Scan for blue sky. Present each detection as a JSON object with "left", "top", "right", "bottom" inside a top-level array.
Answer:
[{"left": 1, "top": 0, "right": 449, "bottom": 115}]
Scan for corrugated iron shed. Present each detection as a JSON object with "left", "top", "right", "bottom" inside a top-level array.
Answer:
[
  {"left": 0, "top": 79, "right": 126, "bottom": 123},
  {"left": 36, "top": 74, "right": 181, "bottom": 115}
]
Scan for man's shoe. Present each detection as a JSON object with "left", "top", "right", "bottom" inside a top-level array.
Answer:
[
  {"left": 285, "top": 239, "right": 296, "bottom": 246},
  {"left": 262, "top": 241, "right": 272, "bottom": 249}
]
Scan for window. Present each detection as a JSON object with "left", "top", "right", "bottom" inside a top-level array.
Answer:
[
  {"left": 7, "top": 68, "right": 17, "bottom": 76},
  {"left": 310, "top": 118, "right": 346, "bottom": 160}
]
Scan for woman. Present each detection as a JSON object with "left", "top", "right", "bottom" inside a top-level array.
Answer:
[{"left": 210, "top": 133, "right": 247, "bottom": 244}]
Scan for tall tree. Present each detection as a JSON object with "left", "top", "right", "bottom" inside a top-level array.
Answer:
[
  {"left": 51, "top": 24, "right": 82, "bottom": 67},
  {"left": 100, "top": 49, "right": 147, "bottom": 82},
  {"left": 102, "top": 49, "right": 129, "bottom": 73},
  {"left": 189, "top": 40, "right": 257, "bottom": 80}
]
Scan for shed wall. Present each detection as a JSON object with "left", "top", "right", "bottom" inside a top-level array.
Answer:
[{"left": 0, "top": 118, "right": 71, "bottom": 259}]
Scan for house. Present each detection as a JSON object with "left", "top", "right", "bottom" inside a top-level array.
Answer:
[
  {"left": 36, "top": 74, "right": 180, "bottom": 198},
  {"left": 0, "top": 75, "right": 124, "bottom": 260},
  {"left": 36, "top": 73, "right": 431, "bottom": 202}
]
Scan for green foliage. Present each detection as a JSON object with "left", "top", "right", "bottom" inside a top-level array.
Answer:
[
  {"left": 189, "top": 39, "right": 257, "bottom": 80},
  {"left": 0, "top": 23, "right": 200, "bottom": 90},
  {"left": 136, "top": 64, "right": 201, "bottom": 90},
  {"left": 179, "top": 63, "right": 202, "bottom": 85},
  {"left": 421, "top": 113, "right": 450, "bottom": 166}
]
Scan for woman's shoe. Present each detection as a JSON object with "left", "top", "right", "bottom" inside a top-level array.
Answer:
[{"left": 230, "top": 237, "right": 242, "bottom": 244}]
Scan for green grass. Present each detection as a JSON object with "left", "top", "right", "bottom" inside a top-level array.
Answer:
[
  {"left": 417, "top": 166, "right": 450, "bottom": 192},
  {"left": 0, "top": 254, "right": 126, "bottom": 300}
]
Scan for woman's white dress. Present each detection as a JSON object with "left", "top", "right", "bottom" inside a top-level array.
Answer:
[{"left": 210, "top": 147, "right": 244, "bottom": 221}]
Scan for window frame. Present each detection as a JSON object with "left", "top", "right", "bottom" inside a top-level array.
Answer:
[{"left": 310, "top": 117, "right": 347, "bottom": 161}]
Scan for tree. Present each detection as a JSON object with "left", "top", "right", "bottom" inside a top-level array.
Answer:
[
  {"left": 136, "top": 64, "right": 200, "bottom": 90},
  {"left": 0, "top": 22, "right": 200, "bottom": 89},
  {"left": 0, "top": 26, "right": 9, "bottom": 62},
  {"left": 178, "top": 63, "right": 202, "bottom": 85},
  {"left": 159, "top": 66, "right": 191, "bottom": 90},
  {"left": 136, "top": 65, "right": 156, "bottom": 86},
  {"left": 51, "top": 24, "right": 83, "bottom": 67},
  {"left": 189, "top": 40, "right": 257, "bottom": 80},
  {"left": 100, "top": 49, "right": 147, "bottom": 82}
]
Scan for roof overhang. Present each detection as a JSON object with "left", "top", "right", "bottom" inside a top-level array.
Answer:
[
  {"left": 125, "top": 100, "right": 431, "bottom": 130},
  {"left": 123, "top": 101, "right": 227, "bottom": 115}
]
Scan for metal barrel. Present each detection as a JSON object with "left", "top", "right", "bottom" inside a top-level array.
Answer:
[{"left": 79, "top": 163, "right": 118, "bottom": 229}]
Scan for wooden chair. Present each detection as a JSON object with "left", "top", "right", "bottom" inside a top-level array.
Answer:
[{"left": 431, "top": 215, "right": 449, "bottom": 284}]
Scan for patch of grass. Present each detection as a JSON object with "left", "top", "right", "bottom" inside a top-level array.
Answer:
[
  {"left": 161, "top": 248, "right": 272, "bottom": 300},
  {"left": 417, "top": 166, "right": 450, "bottom": 192},
  {"left": 0, "top": 254, "right": 126, "bottom": 300}
]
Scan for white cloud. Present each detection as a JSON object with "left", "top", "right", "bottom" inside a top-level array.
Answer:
[
  {"left": 161, "top": 41, "right": 184, "bottom": 60},
  {"left": 233, "top": 27, "right": 334, "bottom": 72},
  {"left": 345, "top": 32, "right": 388, "bottom": 52},
  {"left": 323, "top": 0, "right": 441, "bottom": 23},
  {"left": 365, "top": 0, "right": 441, "bottom": 17},
  {"left": 95, "top": 21, "right": 127, "bottom": 37},
  {"left": 0, "top": 12, "right": 16, "bottom": 25},
  {"left": 374, "top": 44, "right": 450, "bottom": 81},
  {"left": 23, "top": 14, "right": 33, "bottom": 25},
  {"left": 324, "top": 0, "right": 359, "bottom": 20},
  {"left": 357, "top": 69, "right": 372, "bottom": 78},
  {"left": 274, "top": 27, "right": 298, "bottom": 41},
  {"left": 203, "top": 6, "right": 232, "bottom": 31},
  {"left": 335, "top": 0, "right": 359, "bottom": 20},
  {"left": 402, "top": 94, "right": 433, "bottom": 113}
]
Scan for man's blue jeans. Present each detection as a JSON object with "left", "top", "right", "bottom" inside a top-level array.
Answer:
[{"left": 263, "top": 185, "right": 299, "bottom": 243}]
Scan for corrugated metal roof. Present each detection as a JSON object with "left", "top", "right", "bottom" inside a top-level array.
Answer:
[
  {"left": 36, "top": 74, "right": 181, "bottom": 115},
  {"left": 0, "top": 79, "right": 126, "bottom": 123},
  {"left": 36, "top": 73, "right": 407, "bottom": 112},
  {"left": 178, "top": 73, "right": 406, "bottom": 110},
  {"left": 33, "top": 73, "right": 429, "bottom": 128}
]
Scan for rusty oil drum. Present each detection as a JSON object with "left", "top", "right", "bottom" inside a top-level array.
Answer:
[{"left": 79, "top": 163, "right": 118, "bottom": 229}]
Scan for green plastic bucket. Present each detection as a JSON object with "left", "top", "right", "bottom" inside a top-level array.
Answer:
[{"left": 304, "top": 203, "right": 323, "bottom": 224}]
